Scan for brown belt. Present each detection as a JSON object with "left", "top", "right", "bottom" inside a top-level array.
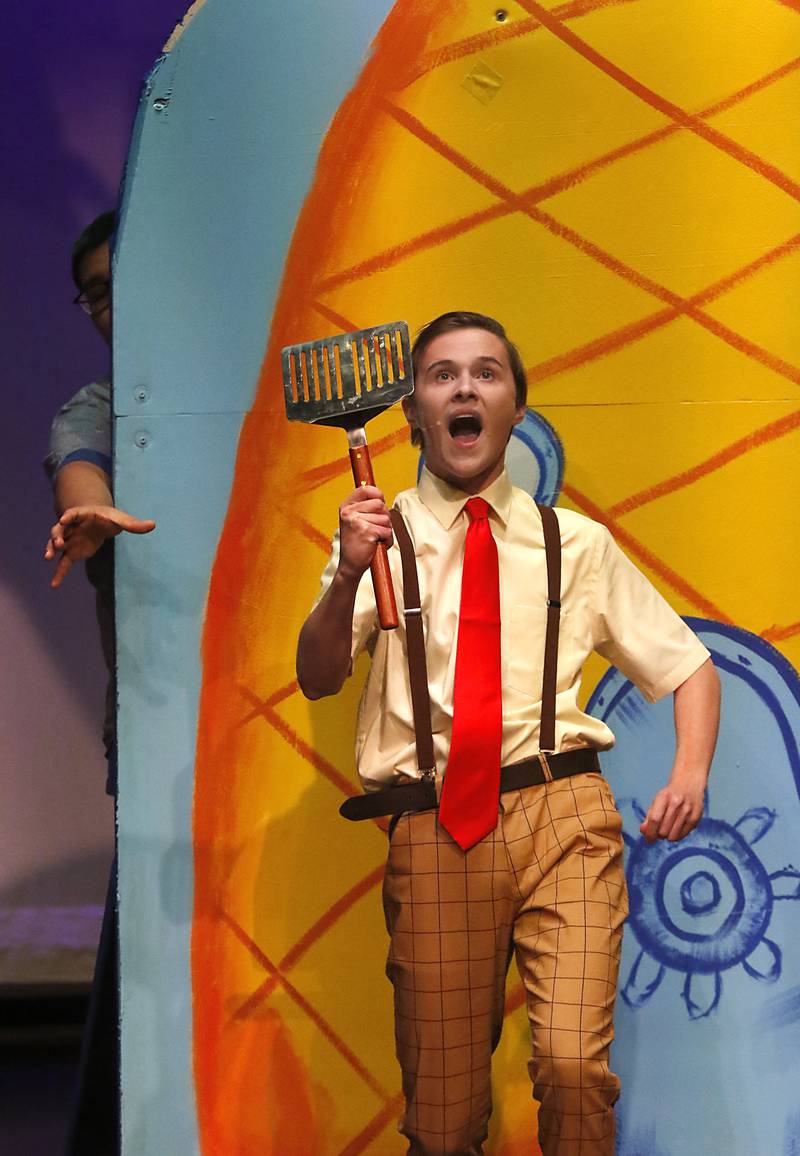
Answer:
[{"left": 339, "top": 747, "right": 600, "bottom": 821}]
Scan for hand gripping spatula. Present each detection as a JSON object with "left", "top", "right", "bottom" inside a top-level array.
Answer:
[{"left": 282, "top": 320, "right": 414, "bottom": 630}]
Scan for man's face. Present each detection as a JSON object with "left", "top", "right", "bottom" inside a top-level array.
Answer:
[
  {"left": 77, "top": 240, "right": 111, "bottom": 346},
  {"left": 402, "top": 327, "right": 525, "bottom": 494}
]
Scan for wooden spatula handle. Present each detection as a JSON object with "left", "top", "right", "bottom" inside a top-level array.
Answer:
[{"left": 349, "top": 444, "right": 399, "bottom": 630}]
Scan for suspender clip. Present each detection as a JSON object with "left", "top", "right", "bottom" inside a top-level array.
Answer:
[
  {"left": 420, "top": 765, "right": 441, "bottom": 802},
  {"left": 547, "top": 598, "right": 561, "bottom": 609},
  {"left": 537, "top": 751, "right": 554, "bottom": 782}
]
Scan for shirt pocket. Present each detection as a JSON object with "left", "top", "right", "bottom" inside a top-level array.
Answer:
[{"left": 504, "top": 602, "right": 570, "bottom": 698}]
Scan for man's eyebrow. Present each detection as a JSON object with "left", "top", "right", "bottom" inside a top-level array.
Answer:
[{"left": 424, "top": 356, "right": 504, "bottom": 372}]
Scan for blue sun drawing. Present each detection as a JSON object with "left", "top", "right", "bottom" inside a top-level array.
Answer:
[
  {"left": 587, "top": 619, "right": 800, "bottom": 1022},
  {"left": 618, "top": 796, "right": 800, "bottom": 1019}
]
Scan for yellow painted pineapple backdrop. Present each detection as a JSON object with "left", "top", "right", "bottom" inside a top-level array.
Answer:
[{"left": 192, "top": 2, "right": 799, "bottom": 1151}]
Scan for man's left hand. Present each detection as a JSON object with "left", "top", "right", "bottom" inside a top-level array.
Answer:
[{"left": 639, "top": 773, "right": 706, "bottom": 843}]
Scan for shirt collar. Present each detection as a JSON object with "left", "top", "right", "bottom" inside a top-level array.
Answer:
[{"left": 417, "top": 467, "right": 513, "bottom": 530}]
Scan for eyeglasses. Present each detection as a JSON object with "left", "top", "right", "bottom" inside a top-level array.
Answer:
[{"left": 73, "top": 280, "right": 110, "bottom": 316}]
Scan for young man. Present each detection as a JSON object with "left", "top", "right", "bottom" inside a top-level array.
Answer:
[{"left": 297, "top": 312, "right": 719, "bottom": 1156}]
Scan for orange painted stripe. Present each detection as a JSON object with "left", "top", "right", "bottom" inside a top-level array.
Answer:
[
  {"left": 384, "top": 101, "right": 800, "bottom": 388},
  {"left": 257, "top": 699, "right": 360, "bottom": 800},
  {"left": 293, "top": 511, "right": 335, "bottom": 554},
  {"left": 505, "top": 983, "right": 526, "bottom": 1016},
  {"left": 233, "top": 973, "right": 282, "bottom": 1018},
  {"left": 525, "top": 203, "right": 800, "bottom": 385},
  {"left": 232, "top": 863, "right": 386, "bottom": 1022},
  {"left": 528, "top": 232, "right": 800, "bottom": 384},
  {"left": 523, "top": 55, "right": 800, "bottom": 205},
  {"left": 318, "top": 58, "right": 800, "bottom": 298},
  {"left": 295, "top": 426, "right": 410, "bottom": 493},
  {"left": 236, "top": 688, "right": 389, "bottom": 834},
  {"left": 410, "top": 0, "right": 637, "bottom": 83},
  {"left": 280, "top": 864, "right": 385, "bottom": 973},
  {"left": 311, "top": 299, "right": 359, "bottom": 335},
  {"left": 219, "top": 911, "right": 390, "bottom": 1100},
  {"left": 610, "top": 410, "right": 800, "bottom": 517},
  {"left": 517, "top": 0, "right": 800, "bottom": 201},
  {"left": 691, "top": 231, "right": 800, "bottom": 308},
  {"left": 528, "top": 306, "right": 676, "bottom": 383},
  {"left": 339, "top": 1094, "right": 406, "bottom": 1156},
  {"left": 236, "top": 679, "right": 299, "bottom": 727},
  {"left": 761, "top": 620, "right": 800, "bottom": 643},
  {"left": 266, "top": 678, "right": 300, "bottom": 708},
  {"left": 314, "top": 200, "right": 511, "bottom": 295},
  {"left": 412, "top": 15, "right": 542, "bottom": 79},
  {"left": 561, "top": 483, "right": 735, "bottom": 622}
]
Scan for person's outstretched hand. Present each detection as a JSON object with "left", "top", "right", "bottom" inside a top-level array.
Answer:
[{"left": 45, "top": 505, "right": 156, "bottom": 587}]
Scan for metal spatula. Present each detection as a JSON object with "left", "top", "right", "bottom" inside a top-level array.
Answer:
[{"left": 282, "top": 320, "right": 414, "bottom": 630}]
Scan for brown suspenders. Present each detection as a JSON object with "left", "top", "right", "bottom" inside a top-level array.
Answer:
[
  {"left": 389, "top": 510, "right": 437, "bottom": 775},
  {"left": 538, "top": 503, "right": 562, "bottom": 755},
  {"left": 388, "top": 502, "right": 562, "bottom": 773}
]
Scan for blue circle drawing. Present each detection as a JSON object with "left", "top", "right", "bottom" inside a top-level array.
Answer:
[
  {"left": 680, "top": 869, "right": 720, "bottom": 916},
  {"left": 585, "top": 618, "right": 800, "bottom": 1018},
  {"left": 627, "top": 820, "right": 772, "bottom": 973},
  {"left": 417, "top": 407, "right": 564, "bottom": 505}
]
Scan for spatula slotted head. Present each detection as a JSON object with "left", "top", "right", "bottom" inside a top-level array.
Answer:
[{"left": 282, "top": 320, "right": 414, "bottom": 429}]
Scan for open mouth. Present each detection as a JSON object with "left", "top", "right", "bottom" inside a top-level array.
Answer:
[{"left": 448, "top": 413, "right": 483, "bottom": 445}]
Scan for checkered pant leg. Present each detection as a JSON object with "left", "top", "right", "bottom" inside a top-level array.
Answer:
[
  {"left": 509, "top": 775, "right": 628, "bottom": 1156},
  {"left": 383, "top": 810, "right": 515, "bottom": 1155},
  {"left": 382, "top": 774, "right": 627, "bottom": 1156}
]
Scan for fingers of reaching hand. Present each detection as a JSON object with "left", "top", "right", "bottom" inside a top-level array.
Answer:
[
  {"left": 126, "top": 517, "right": 157, "bottom": 534},
  {"left": 109, "top": 510, "right": 156, "bottom": 534},
  {"left": 50, "top": 553, "right": 74, "bottom": 588},
  {"left": 59, "top": 506, "right": 156, "bottom": 536},
  {"left": 46, "top": 507, "right": 155, "bottom": 588}
]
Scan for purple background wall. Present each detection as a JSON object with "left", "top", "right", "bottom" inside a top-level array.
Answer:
[{"left": 1, "top": 0, "right": 182, "bottom": 979}]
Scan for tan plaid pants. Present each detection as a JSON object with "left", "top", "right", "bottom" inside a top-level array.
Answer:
[{"left": 382, "top": 772, "right": 628, "bottom": 1156}]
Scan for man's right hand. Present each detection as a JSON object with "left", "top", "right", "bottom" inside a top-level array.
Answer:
[
  {"left": 297, "top": 487, "right": 390, "bottom": 700},
  {"left": 338, "top": 485, "right": 393, "bottom": 579},
  {"left": 45, "top": 505, "right": 156, "bottom": 588}
]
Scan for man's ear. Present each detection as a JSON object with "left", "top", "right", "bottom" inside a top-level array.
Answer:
[
  {"left": 512, "top": 403, "right": 526, "bottom": 427},
  {"left": 402, "top": 395, "right": 417, "bottom": 430}
]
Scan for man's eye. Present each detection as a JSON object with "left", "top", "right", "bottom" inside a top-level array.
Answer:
[
  {"left": 436, "top": 371, "right": 452, "bottom": 381},
  {"left": 478, "top": 369, "right": 494, "bottom": 380}
]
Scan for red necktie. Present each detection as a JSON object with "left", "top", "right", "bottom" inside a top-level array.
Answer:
[{"left": 439, "top": 496, "right": 502, "bottom": 851}]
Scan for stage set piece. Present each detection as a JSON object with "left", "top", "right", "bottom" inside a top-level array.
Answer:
[{"left": 113, "top": 1, "right": 799, "bottom": 1152}]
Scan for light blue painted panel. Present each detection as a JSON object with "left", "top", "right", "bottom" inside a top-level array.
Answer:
[
  {"left": 114, "top": 0, "right": 396, "bottom": 420},
  {"left": 115, "top": 411, "right": 242, "bottom": 1153},
  {"left": 113, "top": 3, "right": 396, "bottom": 1150},
  {"left": 588, "top": 622, "right": 800, "bottom": 1156}
]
